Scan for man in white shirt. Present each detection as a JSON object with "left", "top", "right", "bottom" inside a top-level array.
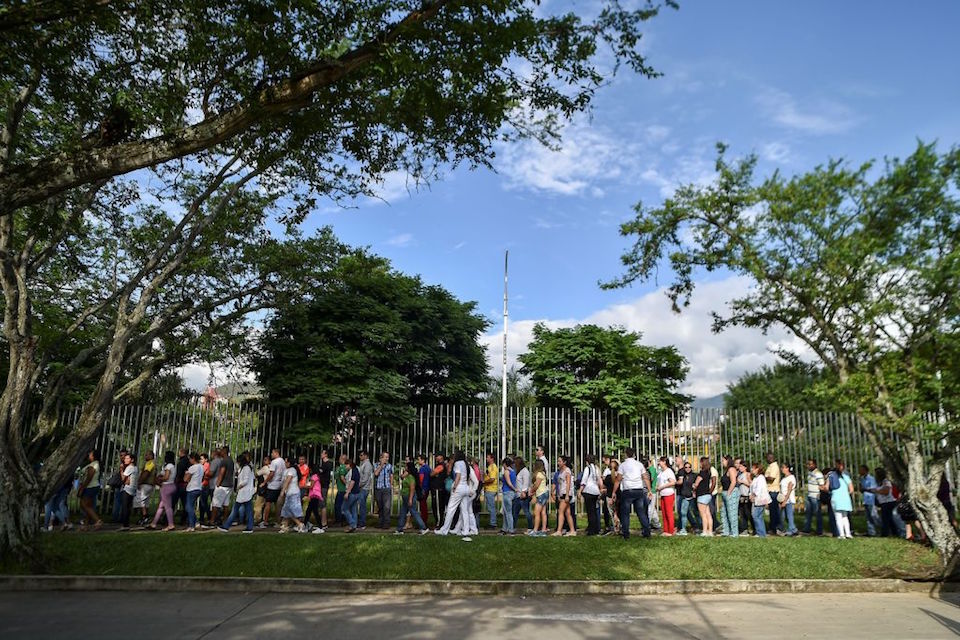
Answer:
[
  {"left": 612, "top": 447, "right": 651, "bottom": 540},
  {"left": 259, "top": 448, "right": 285, "bottom": 528}
]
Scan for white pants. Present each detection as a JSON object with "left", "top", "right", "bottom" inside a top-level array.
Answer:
[
  {"left": 133, "top": 484, "right": 154, "bottom": 509},
  {"left": 437, "top": 490, "right": 474, "bottom": 536},
  {"left": 212, "top": 486, "right": 233, "bottom": 508},
  {"left": 834, "top": 511, "right": 852, "bottom": 538}
]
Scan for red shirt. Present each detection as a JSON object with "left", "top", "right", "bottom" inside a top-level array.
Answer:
[{"left": 298, "top": 463, "right": 309, "bottom": 489}]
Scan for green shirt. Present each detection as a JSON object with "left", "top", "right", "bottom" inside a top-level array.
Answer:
[
  {"left": 401, "top": 474, "right": 416, "bottom": 500},
  {"left": 335, "top": 463, "right": 347, "bottom": 492}
]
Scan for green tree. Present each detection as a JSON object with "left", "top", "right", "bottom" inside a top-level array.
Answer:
[
  {"left": 483, "top": 366, "right": 537, "bottom": 408},
  {"left": 253, "top": 252, "right": 490, "bottom": 429},
  {"left": 0, "top": 1, "right": 673, "bottom": 557},
  {"left": 518, "top": 324, "right": 691, "bottom": 419},
  {"left": 609, "top": 142, "right": 960, "bottom": 573},
  {"left": 726, "top": 362, "right": 840, "bottom": 412}
]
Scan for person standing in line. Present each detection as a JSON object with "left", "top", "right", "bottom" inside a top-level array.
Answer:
[
  {"left": 342, "top": 458, "right": 363, "bottom": 533},
  {"left": 514, "top": 456, "right": 533, "bottom": 532},
  {"left": 529, "top": 459, "right": 549, "bottom": 536},
  {"left": 174, "top": 448, "right": 190, "bottom": 525},
  {"left": 253, "top": 455, "right": 271, "bottom": 525},
  {"left": 647, "top": 455, "right": 661, "bottom": 530},
  {"left": 211, "top": 445, "right": 235, "bottom": 528},
  {"left": 779, "top": 462, "right": 799, "bottom": 536},
  {"left": 675, "top": 460, "right": 696, "bottom": 535},
  {"left": 536, "top": 445, "right": 550, "bottom": 524},
  {"left": 764, "top": 451, "right": 782, "bottom": 535},
  {"left": 859, "top": 465, "right": 881, "bottom": 537},
  {"left": 673, "top": 456, "right": 686, "bottom": 524},
  {"left": 825, "top": 459, "right": 854, "bottom": 539},
  {"left": 278, "top": 455, "right": 307, "bottom": 533},
  {"left": 297, "top": 455, "right": 310, "bottom": 508},
  {"left": 500, "top": 457, "right": 518, "bottom": 535},
  {"left": 709, "top": 459, "right": 721, "bottom": 532},
  {"left": 117, "top": 452, "right": 138, "bottom": 530},
  {"left": 395, "top": 461, "right": 429, "bottom": 535},
  {"left": 333, "top": 453, "right": 348, "bottom": 527},
  {"left": 600, "top": 455, "right": 615, "bottom": 534},
  {"left": 416, "top": 454, "right": 431, "bottom": 526},
  {"left": 357, "top": 451, "right": 374, "bottom": 529},
  {"left": 691, "top": 457, "right": 715, "bottom": 537},
  {"left": 134, "top": 451, "right": 156, "bottom": 526},
  {"left": 867, "top": 467, "right": 898, "bottom": 536},
  {"left": 77, "top": 449, "right": 102, "bottom": 530},
  {"left": 148, "top": 451, "right": 177, "bottom": 531},
  {"left": 803, "top": 459, "right": 825, "bottom": 536},
  {"left": 749, "top": 461, "right": 771, "bottom": 537},
  {"left": 613, "top": 448, "right": 651, "bottom": 540},
  {"left": 317, "top": 449, "right": 334, "bottom": 529},
  {"left": 374, "top": 451, "right": 394, "bottom": 529},
  {"left": 259, "top": 448, "right": 286, "bottom": 528},
  {"left": 719, "top": 455, "right": 738, "bottom": 537},
  {"left": 200, "top": 451, "right": 216, "bottom": 527},
  {"left": 605, "top": 459, "right": 621, "bottom": 535},
  {"left": 304, "top": 462, "right": 326, "bottom": 532},
  {"left": 736, "top": 458, "right": 753, "bottom": 535},
  {"left": 431, "top": 453, "right": 449, "bottom": 525},
  {"left": 551, "top": 455, "right": 576, "bottom": 536},
  {"left": 483, "top": 451, "right": 499, "bottom": 530},
  {"left": 183, "top": 452, "right": 204, "bottom": 531},
  {"left": 218, "top": 452, "right": 256, "bottom": 533},
  {"left": 578, "top": 454, "right": 602, "bottom": 536},
  {"left": 435, "top": 450, "right": 477, "bottom": 539},
  {"left": 656, "top": 456, "right": 677, "bottom": 536}
]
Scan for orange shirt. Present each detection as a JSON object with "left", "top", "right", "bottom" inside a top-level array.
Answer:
[{"left": 298, "top": 463, "right": 309, "bottom": 489}]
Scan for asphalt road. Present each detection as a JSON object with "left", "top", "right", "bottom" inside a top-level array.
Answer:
[{"left": 2, "top": 591, "right": 958, "bottom": 639}]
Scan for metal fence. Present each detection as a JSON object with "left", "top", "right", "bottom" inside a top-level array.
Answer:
[{"left": 68, "top": 401, "right": 958, "bottom": 513}]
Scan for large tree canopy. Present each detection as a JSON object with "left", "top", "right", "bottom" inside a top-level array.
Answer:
[
  {"left": 725, "top": 362, "right": 841, "bottom": 412},
  {"left": 253, "top": 251, "right": 489, "bottom": 429},
  {"left": 0, "top": 0, "right": 672, "bottom": 558},
  {"left": 609, "top": 142, "right": 960, "bottom": 572},
  {"left": 518, "top": 323, "right": 691, "bottom": 419}
]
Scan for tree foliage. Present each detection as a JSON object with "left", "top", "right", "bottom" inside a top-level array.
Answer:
[
  {"left": 725, "top": 362, "right": 841, "bottom": 412},
  {"left": 609, "top": 141, "right": 960, "bottom": 570},
  {"left": 518, "top": 324, "right": 690, "bottom": 419},
  {"left": 253, "top": 252, "right": 490, "bottom": 428}
]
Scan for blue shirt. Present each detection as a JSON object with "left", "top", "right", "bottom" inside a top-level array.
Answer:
[
  {"left": 501, "top": 468, "right": 517, "bottom": 493},
  {"left": 375, "top": 463, "right": 393, "bottom": 490},
  {"left": 418, "top": 464, "right": 431, "bottom": 492},
  {"left": 860, "top": 474, "right": 877, "bottom": 506}
]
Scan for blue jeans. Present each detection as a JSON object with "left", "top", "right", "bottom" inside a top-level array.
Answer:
[
  {"left": 783, "top": 502, "right": 798, "bottom": 534},
  {"left": 221, "top": 499, "right": 254, "bottom": 531},
  {"left": 619, "top": 488, "right": 651, "bottom": 539},
  {"left": 112, "top": 488, "right": 123, "bottom": 522},
  {"left": 484, "top": 491, "right": 497, "bottom": 527},
  {"left": 200, "top": 487, "right": 211, "bottom": 524},
  {"left": 513, "top": 495, "right": 533, "bottom": 529},
  {"left": 722, "top": 492, "right": 739, "bottom": 537},
  {"left": 803, "top": 495, "right": 822, "bottom": 534},
  {"left": 358, "top": 489, "right": 369, "bottom": 527},
  {"left": 397, "top": 498, "right": 426, "bottom": 532},
  {"left": 768, "top": 491, "right": 780, "bottom": 532},
  {"left": 752, "top": 505, "right": 767, "bottom": 537},
  {"left": 679, "top": 496, "right": 700, "bottom": 532},
  {"left": 864, "top": 504, "right": 881, "bottom": 536},
  {"left": 343, "top": 492, "right": 361, "bottom": 529},
  {"left": 186, "top": 489, "right": 201, "bottom": 528},
  {"left": 501, "top": 491, "right": 516, "bottom": 532},
  {"left": 334, "top": 490, "right": 345, "bottom": 524},
  {"left": 44, "top": 485, "right": 70, "bottom": 528}
]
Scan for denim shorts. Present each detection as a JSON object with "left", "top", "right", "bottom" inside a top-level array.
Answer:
[
  {"left": 536, "top": 493, "right": 548, "bottom": 506},
  {"left": 696, "top": 494, "right": 712, "bottom": 505}
]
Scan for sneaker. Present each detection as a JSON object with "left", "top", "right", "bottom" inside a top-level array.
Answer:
[
  {"left": 278, "top": 527, "right": 289, "bottom": 534},
  {"left": 217, "top": 527, "right": 229, "bottom": 533},
  {"left": 419, "top": 529, "right": 429, "bottom": 535},
  {"left": 184, "top": 527, "right": 195, "bottom": 532},
  {"left": 563, "top": 530, "right": 577, "bottom": 537},
  {"left": 257, "top": 521, "right": 267, "bottom": 529},
  {"left": 312, "top": 528, "right": 325, "bottom": 535},
  {"left": 393, "top": 530, "right": 404, "bottom": 535},
  {"left": 242, "top": 530, "right": 253, "bottom": 534},
  {"left": 462, "top": 536, "right": 473, "bottom": 542},
  {"left": 200, "top": 524, "right": 213, "bottom": 530},
  {"left": 295, "top": 525, "right": 307, "bottom": 533}
]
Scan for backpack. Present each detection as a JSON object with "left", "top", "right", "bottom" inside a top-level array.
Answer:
[
  {"left": 828, "top": 471, "right": 841, "bottom": 491},
  {"left": 106, "top": 471, "right": 123, "bottom": 490}
]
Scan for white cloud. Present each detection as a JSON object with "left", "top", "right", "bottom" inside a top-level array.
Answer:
[
  {"left": 645, "top": 125, "right": 672, "bottom": 142},
  {"left": 639, "top": 147, "right": 717, "bottom": 198},
  {"left": 385, "top": 232, "right": 414, "bottom": 248},
  {"left": 482, "top": 275, "right": 812, "bottom": 399},
  {"left": 760, "top": 141, "right": 792, "bottom": 163},
  {"left": 756, "top": 88, "right": 858, "bottom": 135}
]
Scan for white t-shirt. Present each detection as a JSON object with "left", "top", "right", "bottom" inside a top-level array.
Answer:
[
  {"left": 580, "top": 464, "right": 601, "bottom": 495},
  {"left": 780, "top": 474, "right": 797, "bottom": 504},
  {"left": 122, "top": 464, "right": 138, "bottom": 495},
  {"left": 236, "top": 466, "right": 255, "bottom": 503},
  {"left": 453, "top": 460, "right": 470, "bottom": 493},
  {"left": 877, "top": 479, "right": 896, "bottom": 504},
  {"left": 515, "top": 467, "right": 531, "bottom": 493},
  {"left": 162, "top": 463, "right": 175, "bottom": 485},
  {"left": 619, "top": 457, "right": 646, "bottom": 491},
  {"left": 186, "top": 463, "right": 204, "bottom": 492},
  {"left": 267, "top": 457, "right": 286, "bottom": 490},
  {"left": 657, "top": 467, "right": 676, "bottom": 497},
  {"left": 282, "top": 466, "right": 298, "bottom": 493}
]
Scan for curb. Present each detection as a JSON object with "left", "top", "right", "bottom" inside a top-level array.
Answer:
[{"left": 0, "top": 576, "right": 951, "bottom": 596}]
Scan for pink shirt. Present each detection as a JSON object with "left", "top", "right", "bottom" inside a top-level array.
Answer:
[{"left": 308, "top": 474, "right": 325, "bottom": 500}]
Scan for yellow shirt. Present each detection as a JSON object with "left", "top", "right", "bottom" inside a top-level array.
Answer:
[
  {"left": 765, "top": 461, "right": 781, "bottom": 494},
  {"left": 534, "top": 472, "right": 548, "bottom": 497},
  {"left": 483, "top": 463, "right": 499, "bottom": 492},
  {"left": 144, "top": 460, "right": 155, "bottom": 473}
]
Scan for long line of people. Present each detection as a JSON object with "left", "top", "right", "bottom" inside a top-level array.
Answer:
[{"left": 46, "top": 444, "right": 958, "bottom": 542}]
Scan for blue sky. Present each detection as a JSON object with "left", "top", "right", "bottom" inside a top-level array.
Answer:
[{"left": 191, "top": 2, "right": 960, "bottom": 397}]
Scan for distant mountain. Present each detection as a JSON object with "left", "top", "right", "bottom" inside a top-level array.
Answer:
[{"left": 692, "top": 393, "right": 727, "bottom": 409}]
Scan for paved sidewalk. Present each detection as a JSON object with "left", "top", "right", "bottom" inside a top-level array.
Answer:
[{"left": 2, "top": 591, "right": 958, "bottom": 639}]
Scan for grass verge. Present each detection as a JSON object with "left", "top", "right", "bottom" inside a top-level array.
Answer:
[{"left": 1, "top": 531, "right": 941, "bottom": 581}]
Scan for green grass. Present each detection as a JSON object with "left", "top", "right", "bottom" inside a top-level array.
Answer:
[{"left": 2, "top": 531, "right": 941, "bottom": 581}]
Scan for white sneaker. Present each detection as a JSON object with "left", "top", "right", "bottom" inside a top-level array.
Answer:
[
  {"left": 393, "top": 530, "right": 404, "bottom": 535},
  {"left": 312, "top": 528, "right": 325, "bottom": 535},
  {"left": 462, "top": 536, "right": 473, "bottom": 542},
  {"left": 295, "top": 525, "right": 307, "bottom": 533},
  {"left": 419, "top": 529, "right": 429, "bottom": 535}
]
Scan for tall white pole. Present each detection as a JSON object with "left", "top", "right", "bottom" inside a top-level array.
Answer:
[{"left": 501, "top": 250, "right": 509, "bottom": 457}]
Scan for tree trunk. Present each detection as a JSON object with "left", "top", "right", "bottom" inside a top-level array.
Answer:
[
  {"left": 0, "top": 446, "right": 40, "bottom": 563},
  {"left": 905, "top": 444, "right": 960, "bottom": 579}
]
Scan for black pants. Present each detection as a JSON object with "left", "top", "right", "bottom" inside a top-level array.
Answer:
[
  {"left": 601, "top": 494, "right": 612, "bottom": 529},
  {"left": 584, "top": 493, "right": 600, "bottom": 535},
  {"left": 880, "top": 502, "right": 897, "bottom": 537},
  {"left": 117, "top": 491, "right": 133, "bottom": 527},
  {"left": 175, "top": 485, "right": 187, "bottom": 524},
  {"left": 739, "top": 497, "right": 753, "bottom": 533},
  {"left": 305, "top": 498, "right": 324, "bottom": 527},
  {"left": 431, "top": 489, "right": 449, "bottom": 526}
]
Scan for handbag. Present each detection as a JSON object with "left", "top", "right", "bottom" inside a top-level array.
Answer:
[{"left": 106, "top": 472, "right": 123, "bottom": 490}]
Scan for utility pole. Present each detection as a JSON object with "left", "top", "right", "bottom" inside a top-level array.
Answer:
[{"left": 501, "top": 250, "right": 509, "bottom": 458}]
